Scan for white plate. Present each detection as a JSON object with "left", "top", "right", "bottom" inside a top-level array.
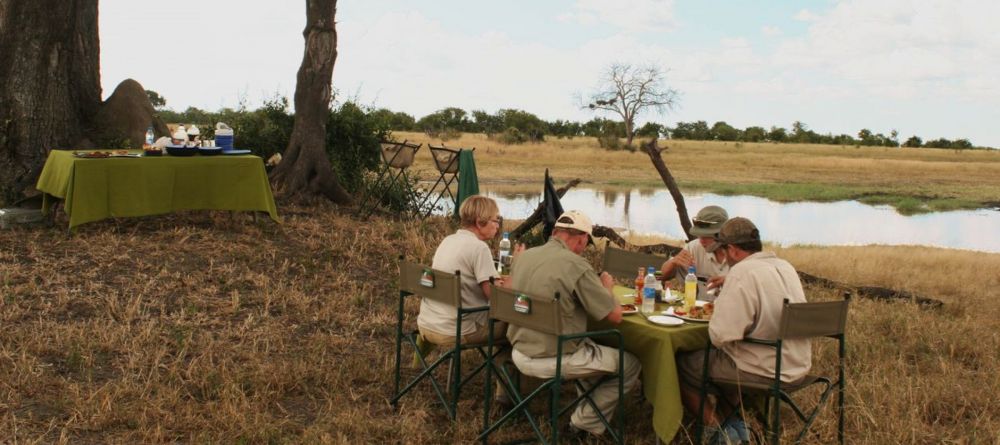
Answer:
[
  {"left": 621, "top": 305, "right": 638, "bottom": 315},
  {"left": 647, "top": 315, "right": 684, "bottom": 326}
]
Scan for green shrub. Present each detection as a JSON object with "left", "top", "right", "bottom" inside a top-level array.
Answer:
[
  {"left": 325, "top": 101, "right": 391, "bottom": 194},
  {"left": 598, "top": 134, "right": 622, "bottom": 150}
]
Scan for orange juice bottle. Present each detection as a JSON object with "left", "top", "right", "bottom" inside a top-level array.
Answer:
[{"left": 634, "top": 267, "right": 644, "bottom": 305}]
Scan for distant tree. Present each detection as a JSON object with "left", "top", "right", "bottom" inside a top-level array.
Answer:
[
  {"left": 583, "top": 63, "right": 678, "bottom": 146},
  {"left": 951, "top": 138, "right": 973, "bottom": 150},
  {"left": 498, "top": 109, "right": 547, "bottom": 142},
  {"left": 924, "top": 138, "right": 953, "bottom": 149},
  {"left": 417, "top": 107, "right": 470, "bottom": 136},
  {"left": 889, "top": 129, "right": 899, "bottom": 147},
  {"left": 145, "top": 90, "right": 166, "bottom": 109},
  {"left": 635, "top": 122, "right": 665, "bottom": 138},
  {"left": 857, "top": 128, "right": 876, "bottom": 146},
  {"left": 472, "top": 110, "right": 503, "bottom": 136},
  {"left": 767, "top": 126, "right": 787, "bottom": 142},
  {"left": 670, "top": 121, "right": 711, "bottom": 140},
  {"left": 710, "top": 121, "right": 740, "bottom": 141},
  {"left": 581, "top": 117, "right": 624, "bottom": 138},
  {"left": 742, "top": 126, "right": 766, "bottom": 142},
  {"left": 548, "top": 119, "right": 582, "bottom": 138},
  {"left": 903, "top": 135, "right": 922, "bottom": 148},
  {"left": 370, "top": 108, "right": 415, "bottom": 131}
]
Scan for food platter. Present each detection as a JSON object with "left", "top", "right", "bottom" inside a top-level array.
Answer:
[
  {"left": 73, "top": 151, "right": 110, "bottom": 158},
  {"left": 621, "top": 303, "right": 638, "bottom": 315},
  {"left": 664, "top": 301, "right": 713, "bottom": 323}
]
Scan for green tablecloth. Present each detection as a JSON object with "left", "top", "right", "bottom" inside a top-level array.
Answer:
[
  {"left": 36, "top": 150, "right": 280, "bottom": 229},
  {"left": 592, "top": 286, "right": 709, "bottom": 443}
]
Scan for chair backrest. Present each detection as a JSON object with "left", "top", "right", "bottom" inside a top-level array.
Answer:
[
  {"left": 380, "top": 140, "right": 421, "bottom": 169},
  {"left": 429, "top": 144, "right": 462, "bottom": 174},
  {"left": 489, "top": 286, "right": 562, "bottom": 336},
  {"left": 602, "top": 246, "right": 669, "bottom": 281},
  {"left": 399, "top": 260, "right": 461, "bottom": 307},
  {"left": 778, "top": 298, "right": 850, "bottom": 340}
]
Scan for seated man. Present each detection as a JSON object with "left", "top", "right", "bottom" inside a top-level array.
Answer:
[
  {"left": 660, "top": 205, "right": 730, "bottom": 300},
  {"left": 508, "top": 210, "right": 641, "bottom": 438},
  {"left": 676, "top": 217, "right": 810, "bottom": 444}
]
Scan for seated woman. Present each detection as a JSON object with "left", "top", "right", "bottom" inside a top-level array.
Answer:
[{"left": 417, "top": 195, "right": 510, "bottom": 346}]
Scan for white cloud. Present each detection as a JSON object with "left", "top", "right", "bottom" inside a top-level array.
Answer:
[
  {"left": 558, "top": 0, "right": 677, "bottom": 32},
  {"left": 773, "top": 0, "right": 1000, "bottom": 100},
  {"left": 794, "top": 9, "right": 821, "bottom": 22},
  {"left": 761, "top": 25, "right": 783, "bottom": 37}
]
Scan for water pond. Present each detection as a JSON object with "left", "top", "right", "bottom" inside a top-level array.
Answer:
[{"left": 462, "top": 187, "right": 1000, "bottom": 254}]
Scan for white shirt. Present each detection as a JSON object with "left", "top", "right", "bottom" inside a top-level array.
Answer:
[
  {"left": 709, "top": 251, "right": 811, "bottom": 382},
  {"left": 417, "top": 229, "right": 499, "bottom": 336}
]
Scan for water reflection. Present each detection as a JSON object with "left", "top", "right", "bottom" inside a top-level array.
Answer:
[{"left": 448, "top": 187, "right": 1000, "bottom": 253}]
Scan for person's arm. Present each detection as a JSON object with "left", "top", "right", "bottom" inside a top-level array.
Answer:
[
  {"left": 480, "top": 281, "right": 493, "bottom": 300},
  {"left": 600, "top": 271, "right": 623, "bottom": 324},
  {"left": 660, "top": 249, "right": 693, "bottom": 278}
]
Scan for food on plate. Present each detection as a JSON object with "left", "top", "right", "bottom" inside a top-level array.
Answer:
[
  {"left": 112, "top": 149, "right": 129, "bottom": 155},
  {"left": 621, "top": 303, "right": 637, "bottom": 312},
  {"left": 688, "top": 302, "right": 715, "bottom": 320},
  {"left": 73, "top": 151, "right": 109, "bottom": 158}
]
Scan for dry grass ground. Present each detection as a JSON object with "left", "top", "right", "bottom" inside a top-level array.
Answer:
[
  {"left": 394, "top": 132, "right": 1000, "bottom": 212},
  {"left": 2, "top": 206, "right": 998, "bottom": 444}
]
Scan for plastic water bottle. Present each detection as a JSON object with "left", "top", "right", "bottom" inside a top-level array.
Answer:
[
  {"left": 642, "top": 266, "right": 657, "bottom": 313},
  {"left": 498, "top": 232, "right": 511, "bottom": 274},
  {"left": 684, "top": 265, "right": 697, "bottom": 311},
  {"left": 145, "top": 126, "right": 155, "bottom": 145}
]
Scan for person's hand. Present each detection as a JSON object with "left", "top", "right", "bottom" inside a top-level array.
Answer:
[
  {"left": 496, "top": 275, "right": 512, "bottom": 289},
  {"left": 599, "top": 271, "right": 614, "bottom": 289},
  {"left": 673, "top": 249, "right": 694, "bottom": 269},
  {"left": 706, "top": 275, "right": 726, "bottom": 294}
]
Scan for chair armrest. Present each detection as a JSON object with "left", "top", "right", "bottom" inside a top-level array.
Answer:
[
  {"left": 459, "top": 305, "right": 489, "bottom": 316},
  {"left": 561, "top": 329, "right": 623, "bottom": 345},
  {"left": 743, "top": 337, "right": 780, "bottom": 347}
]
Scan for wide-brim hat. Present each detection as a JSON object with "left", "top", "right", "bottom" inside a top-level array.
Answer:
[{"left": 689, "top": 205, "right": 729, "bottom": 237}]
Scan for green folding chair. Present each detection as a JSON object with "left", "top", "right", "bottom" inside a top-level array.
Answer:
[
  {"left": 697, "top": 293, "right": 850, "bottom": 445},
  {"left": 480, "top": 285, "right": 625, "bottom": 444},
  {"left": 391, "top": 258, "right": 501, "bottom": 420},
  {"left": 601, "top": 246, "right": 669, "bottom": 281}
]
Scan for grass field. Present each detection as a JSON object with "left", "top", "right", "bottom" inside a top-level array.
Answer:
[
  {"left": 393, "top": 132, "right": 1000, "bottom": 214},
  {"left": 3, "top": 136, "right": 999, "bottom": 443},
  {"left": 2, "top": 201, "right": 998, "bottom": 443}
]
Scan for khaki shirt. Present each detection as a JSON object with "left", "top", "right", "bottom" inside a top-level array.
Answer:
[
  {"left": 507, "top": 237, "right": 615, "bottom": 358},
  {"left": 672, "top": 239, "right": 729, "bottom": 300},
  {"left": 417, "top": 229, "right": 499, "bottom": 336},
  {"left": 709, "top": 251, "right": 811, "bottom": 382}
]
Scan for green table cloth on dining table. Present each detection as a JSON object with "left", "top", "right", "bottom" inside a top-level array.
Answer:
[
  {"left": 590, "top": 285, "right": 710, "bottom": 443},
  {"left": 36, "top": 149, "right": 281, "bottom": 229}
]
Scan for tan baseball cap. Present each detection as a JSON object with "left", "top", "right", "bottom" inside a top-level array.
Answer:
[{"left": 554, "top": 210, "right": 594, "bottom": 243}]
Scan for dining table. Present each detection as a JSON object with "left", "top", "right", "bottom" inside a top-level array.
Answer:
[
  {"left": 590, "top": 285, "right": 710, "bottom": 444},
  {"left": 35, "top": 149, "right": 281, "bottom": 229}
]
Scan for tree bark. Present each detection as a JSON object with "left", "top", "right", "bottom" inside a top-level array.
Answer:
[
  {"left": 269, "top": 0, "right": 352, "bottom": 205},
  {"left": 0, "top": 0, "right": 101, "bottom": 204},
  {"left": 642, "top": 138, "right": 693, "bottom": 241}
]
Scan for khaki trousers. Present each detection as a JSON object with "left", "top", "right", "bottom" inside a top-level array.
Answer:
[{"left": 512, "top": 338, "right": 641, "bottom": 435}]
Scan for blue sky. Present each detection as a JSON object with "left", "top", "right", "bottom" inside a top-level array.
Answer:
[{"left": 100, "top": 0, "right": 999, "bottom": 147}]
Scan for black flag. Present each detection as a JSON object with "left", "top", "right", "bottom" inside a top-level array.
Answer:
[{"left": 542, "top": 168, "right": 564, "bottom": 241}]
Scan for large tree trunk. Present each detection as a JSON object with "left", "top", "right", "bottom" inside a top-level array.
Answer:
[
  {"left": 0, "top": 0, "right": 101, "bottom": 204},
  {"left": 269, "top": 0, "right": 352, "bottom": 205},
  {"left": 642, "top": 138, "right": 693, "bottom": 240}
]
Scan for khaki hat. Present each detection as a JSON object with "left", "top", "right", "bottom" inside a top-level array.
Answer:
[
  {"left": 554, "top": 210, "right": 594, "bottom": 243},
  {"left": 689, "top": 205, "right": 729, "bottom": 237},
  {"left": 715, "top": 217, "right": 761, "bottom": 245}
]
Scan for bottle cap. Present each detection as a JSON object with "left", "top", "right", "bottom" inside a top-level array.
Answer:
[
  {"left": 503, "top": 232, "right": 509, "bottom": 238},
  {"left": 647, "top": 266, "right": 655, "bottom": 273},
  {"left": 688, "top": 265, "right": 696, "bottom": 274}
]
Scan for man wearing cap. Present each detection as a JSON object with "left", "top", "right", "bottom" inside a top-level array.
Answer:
[
  {"left": 676, "top": 217, "right": 810, "bottom": 444},
  {"left": 661, "top": 205, "right": 730, "bottom": 300},
  {"left": 508, "top": 210, "right": 642, "bottom": 439}
]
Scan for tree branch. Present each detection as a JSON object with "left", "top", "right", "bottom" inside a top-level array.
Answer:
[{"left": 510, "top": 178, "right": 582, "bottom": 240}]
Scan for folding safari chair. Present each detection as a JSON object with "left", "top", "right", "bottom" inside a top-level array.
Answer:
[
  {"left": 357, "top": 140, "right": 421, "bottom": 219},
  {"left": 391, "top": 257, "right": 503, "bottom": 420},
  {"left": 479, "top": 285, "right": 625, "bottom": 444},
  {"left": 417, "top": 144, "right": 472, "bottom": 218},
  {"left": 696, "top": 293, "right": 850, "bottom": 445},
  {"left": 602, "top": 246, "right": 670, "bottom": 282}
]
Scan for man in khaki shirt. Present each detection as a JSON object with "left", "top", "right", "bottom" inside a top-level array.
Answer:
[
  {"left": 508, "top": 210, "right": 641, "bottom": 438},
  {"left": 676, "top": 217, "right": 809, "bottom": 444}
]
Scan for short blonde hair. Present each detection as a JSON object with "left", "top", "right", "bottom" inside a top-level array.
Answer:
[{"left": 459, "top": 195, "right": 499, "bottom": 228}]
